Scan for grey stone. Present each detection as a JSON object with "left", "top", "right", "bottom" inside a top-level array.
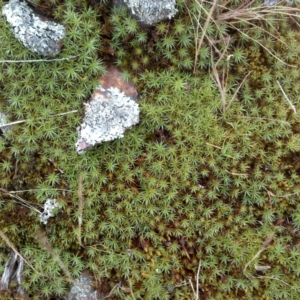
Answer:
[
  {"left": 40, "top": 198, "right": 60, "bottom": 224},
  {"left": 0, "top": 112, "right": 10, "bottom": 135},
  {"left": 2, "top": 0, "right": 65, "bottom": 56},
  {"left": 115, "top": 0, "right": 177, "bottom": 25},
  {"left": 0, "top": 252, "right": 25, "bottom": 297},
  {"left": 264, "top": 0, "right": 299, "bottom": 5},
  {"left": 68, "top": 273, "right": 98, "bottom": 300},
  {"left": 76, "top": 86, "right": 140, "bottom": 154}
]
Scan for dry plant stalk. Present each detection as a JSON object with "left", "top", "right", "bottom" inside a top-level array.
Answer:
[
  {"left": 128, "top": 278, "right": 136, "bottom": 300},
  {"left": 78, "top": 172, "right": 84, "bottom": 246},
  {"left": 243, "top": 236, "right": 294, "bottom": 288},
  {"left": 188, "top": 257, "right": 202, "bottom": 300},
  {"left": 277, "top": 80, "right": 297, "bottom": 113},
  {"left": 36, "top": 230, "right": 74, "bottom": 284},
  {"left": 0, "top": 188, "right": 42, "bottom": 213},
  {"left": 210, "top": 52, "right": 251, "bottom": 113},
  {"left": 0, "top": 230, "right": 43, "bottom": 276},
  {"left": 0, "top": 110, "right": 78, "bottom": 129},
  {"left": 188, "top": 0, "right": 299, "bottom": 112},
  {"left": 216, "top": 1, "right": 300, "bottom": 66},
  {"left": 217, "top": 2, "right": 300, "bottom": 23},
  {"left": 0, "top": 55, "right": 79, "bottom": 63},
  {"left": 187, "top": 0, "right": 219, "bottom": 74},
  {"left": 243, "top": 236, "right": 273, "bottom": 275}
]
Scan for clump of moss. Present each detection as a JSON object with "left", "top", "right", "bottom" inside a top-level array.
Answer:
[{"left": 1, "top": 0, "right": 300, "bottom": 299}]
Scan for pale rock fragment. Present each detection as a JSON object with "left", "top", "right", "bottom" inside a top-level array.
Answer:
[
  {"left": 40, "top": 198, "right": 59, "bottom": 224},
  {"left": 68, "top": 272, "right": 98, "bottom": 300},
  {"left": 76, "top": 67, "right": 139, "bottom": 154},
  {"left": 0, "top": 112, "right": 10, "bottom": 135},
  {"left": 0, "top": 252, "right": 25, "bottom": 297},
  {"left": 2, "top": 0, "right": 65, "bottom": 56},
  {"left": 113, "top": 0, "right": 177, "bottom": 25}
]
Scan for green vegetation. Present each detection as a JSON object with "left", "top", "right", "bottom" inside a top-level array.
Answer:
[{"left": 1, "top": 0, "right": 300, "bottom": 299}]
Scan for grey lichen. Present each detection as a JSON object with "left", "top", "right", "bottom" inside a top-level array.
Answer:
[
  {"left": 0, "top": 252, "right": 25, "bottom": 296},
  {"left": 68, "top": 273, "right": 98, "bottom": 300},
  {"left": 121, "top": 0, "right": 177, "bottom": 25},
  {"left": 40, "top": 198, "right": 60, "bottom": 224},
  {"left": 2, "top": 0, "right": 65, "bottom": 56},
  {"left": 76, "top": 86, "right": 140, "bottom": 154},
  {"left": 0, "top": 112, "right": 10, "bottom": 135}
]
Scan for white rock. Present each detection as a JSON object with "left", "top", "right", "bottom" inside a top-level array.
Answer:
[
  {"left": 40, "top": 199, "right": 59, "bottom": 224},
  {"left": 0, "top": 112, "right": 10, "bottom": 135},
  {"left": 2, "top": 0, "right": 65, "bottom": 56},
  {"left": 122, "top": 0, "right": 177, "bottom": 25},
  {"left": 76, "top": 86, "right": 139, "bottom": 154}
]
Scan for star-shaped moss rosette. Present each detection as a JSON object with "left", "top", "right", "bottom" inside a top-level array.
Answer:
[{"left": 76, "top": 66, "right": 139, "bottom": 154}]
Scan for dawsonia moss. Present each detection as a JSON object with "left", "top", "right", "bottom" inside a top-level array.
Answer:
[{"left": 1, "top": 0, "right": 300, "bottom": 299}]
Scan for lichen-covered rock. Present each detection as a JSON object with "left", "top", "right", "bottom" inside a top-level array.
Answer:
[
  {"left": 114, "top": 0, "right": 177, "bottom": 25},
  {"left": 40, "top": 198, "right": 59, "bottom": 224},
  {"left": 264, "top": 0, "right": 296, "bottom": 5},
  {"left": 76, "top": 67, "right": 139, "bottom": 154},
  {"left": 68, "top": 272, "right": 98, "bottom": 300},
  {"left": 2, "top": 0, "right": 65, "bottom": 56},
  {"left": 0, "top": 112, "right": 10, "bottom": 135},
  {"left": 0, "top": 252, "right": 25, "bottom": 297}
]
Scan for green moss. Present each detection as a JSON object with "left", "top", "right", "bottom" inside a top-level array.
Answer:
[{"left": 1, "top": 0, "right": 300, "bottom": 298}]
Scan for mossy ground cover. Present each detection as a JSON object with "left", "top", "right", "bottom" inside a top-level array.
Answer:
[{"left": 0, "top": 0, "right": 300, "bottom": 299}]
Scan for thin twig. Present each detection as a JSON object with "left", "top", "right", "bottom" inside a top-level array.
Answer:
[
  {"left": 0, "top": 55, "right": 79, "bottom": 63},
  {"left": 6, "top": 189, "right": 73, "bottom": 194},
  {"left": 195, "top": 258, "right": 201, "bottom": 300},
  {"left": 192, "top": 0, "right": 219, "bottom": 74},
  {"left": 0, "top": 110, "right": 78, "bottom": 128},
  {"left": 0, "top": 188, "right": 42, "bottom": 212},
  {"left": 78, "top": 172, "right": 84, "bottom": 246},
  {"left": 206, "top": 142, "right": 222, "bottom": 149},
  {"left": 102, "top": 282, "right": 122, "bottom": 300},
  {"left": 225, "top": 71, "right": 252, "bottom": 112},
  {"left": 36, "top": 230, "right": 74, "bottom": 284},
  {"left": 210, "top": 53, "right": 227, "bottom": 112},
  {"left": 277, "top": 80, "right": 297, "bottom": 113},
  {"left": 128, "top": 278, "right": 136, "bottom": 300},
  {"left": 173, "top": 280, "right": 190, "bottom": 288},
  {"left": 255, "top": 275, "right": 294, "bottom": 288},
  {"left": 232, "top": 115, "right": 290, "bottom": 125},
  {"left": 0, "top": 230, "right": 44, "bottom": 276},
  {"left": 243, "top": 236, "right": 273, "bottom": 276},
  {"left": 189, "top": 277, "right": 196, "bottom": 299},
  {"left": 225, "top": 170, "right": 248, "bottom": 176}
]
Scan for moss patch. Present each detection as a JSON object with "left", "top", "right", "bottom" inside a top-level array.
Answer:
[{"left": 1, "top": 0, "right": 300, "bottom": 299}]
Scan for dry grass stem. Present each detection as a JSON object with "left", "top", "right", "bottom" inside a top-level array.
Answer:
[
  {"left": 189, "top": 277, "right": 196, "bottom": 298},
  {"left": 0, "top": 188, "right": 42, "bottom": 213},
  {"left": 36, "top": 230, "right": 74, "bottom": 283},
  {"left": 243, "top": 236, "right": 273, "bottom": 276},
  {"left": 225, "top": 71, "right": 252, "bottom": 112},
  {"left": 0, "top": 230, "right": 44, "bottom": 276},
  {"left": 277, "top": 80, "right": 297, "bottom": 113},
  {"left": 187, "top": 0, "right": 219, "bottom": 74},
  {"left": 102, "top": 282, "right": 122, "bottom": 300},
  {"left": 229, "top": 23, "right": 295, "bottom": 66},
  {"left": 128, "top": 278, "right": 136, "bottom": 300},
  {"left": 225, "top": 170, "right": 248, "bottom": 176},
  {"left": 232, "top": 115, "right": 290, "bottom": 124},
  {"left": 0, "top": 55, "right": 79, "bottom": 63},
  {"left": 255, "top": 275, "right": 294, "bottom": 288},
  {"left": 78, "top": 172, "right": 84, "bottom": 246},
  {"left": 217, "top": 3, "right": 300, "bottom": 22},
  {"left": 195, "top": 258, "right": 202, "bottom": 300},
  {"left": 0, "top": 110, "right": 78, "bottom": 129},
  {"left": 206, "top": 142, "right": 222, "bottom": 149}
]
